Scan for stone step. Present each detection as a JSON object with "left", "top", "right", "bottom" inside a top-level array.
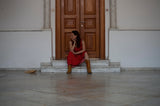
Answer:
[
  {"left": 51, "top": 60, "right": 109, "bottom": 67},
  {"left": 40, "top": 61, "right": 120, "bottom": 73}
]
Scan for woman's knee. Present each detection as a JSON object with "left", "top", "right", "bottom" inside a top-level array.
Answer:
[{"left": 85, "top": 52, "right": 89, "bottom": 60}]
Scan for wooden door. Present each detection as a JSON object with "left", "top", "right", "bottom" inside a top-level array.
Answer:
[
  {"left": 57, "top": 0, "right": 104, "bottom": 59},
  {"left": 80, "top": 0, "right": 99, "bottom": 58},
  {"left": 61, "top": 0, "right": 80, "bottom": 59}
]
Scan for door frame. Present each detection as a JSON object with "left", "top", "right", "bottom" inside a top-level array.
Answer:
[{"left": 56, "top": 0, "right": 105, "bottom": 60}]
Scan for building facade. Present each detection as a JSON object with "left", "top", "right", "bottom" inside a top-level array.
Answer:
[{"left": 0, "top": 0, "right": 160, "bottom": 69}]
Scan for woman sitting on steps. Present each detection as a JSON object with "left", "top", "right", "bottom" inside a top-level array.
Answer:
[{"left": 67, "top": 30, "right": 92, "bottom": 74}]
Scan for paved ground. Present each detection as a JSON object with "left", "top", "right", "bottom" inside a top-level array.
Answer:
[{"left": 0, "top": 70, "right": 160, "bottom": 106}]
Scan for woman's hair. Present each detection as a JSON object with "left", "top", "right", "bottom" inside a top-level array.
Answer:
[{"left": 72, "top": 30, "right": 81, "bottom": 48}]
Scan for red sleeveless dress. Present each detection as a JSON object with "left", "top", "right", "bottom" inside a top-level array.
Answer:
[{"left": 67, "top": 41, "right": 86, "bottom": 66}]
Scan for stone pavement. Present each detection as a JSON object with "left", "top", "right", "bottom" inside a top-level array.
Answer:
[{"left": 0, "top": 70, "right": 160, "bottom": 106}]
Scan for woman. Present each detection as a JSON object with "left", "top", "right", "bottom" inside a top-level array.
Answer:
[{"left": 67, "top": 30, "right": 92, "bottom": 74}]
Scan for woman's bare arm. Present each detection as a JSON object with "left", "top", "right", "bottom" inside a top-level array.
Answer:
[
  {"left": 69, "top": 40, "right": 76, "bottom": 52},
  {"left": 74, "top": 40, "right": 86, "bottom": 55}
]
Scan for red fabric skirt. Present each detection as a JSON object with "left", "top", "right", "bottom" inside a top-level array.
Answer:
[{"left": 67, "top": 51, "right": 86, "bottom": 66}]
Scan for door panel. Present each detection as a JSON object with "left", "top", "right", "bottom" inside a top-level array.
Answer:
[
  {"left": 64, "top": 0, "right": 76, "bottom": 15},
  {"left": 61, "top": 0, "right": 80, "bottom": 59},
  {"left": 85, "top": 33, "right": 96, "bottom": 51},
  {"left": 61, "top": 0, "right": 100, "bottom": 59},
  {"left": 84, "top": 0, "right": 96, "bottom": 15},
  {"left": 81, "top": 0, "right": 100, "bottom": 58}
]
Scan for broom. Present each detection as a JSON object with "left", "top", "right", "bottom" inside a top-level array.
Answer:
[{"left": 25, "top": 70, "right": 36, "bottom": 74}]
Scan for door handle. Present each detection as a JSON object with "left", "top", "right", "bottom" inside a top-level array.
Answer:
[
  {"left": 81, "top": 24, "right": 84, "bottom": 27},
  {"left": 80, "top": 21, "right": 85, "bottom": 27}
]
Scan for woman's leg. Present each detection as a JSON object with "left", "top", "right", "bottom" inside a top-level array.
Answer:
[
  {"left": 85, "top": 52, "right": 92, "bottom": 74},
  {"left": 67, "top": 52, "right": 73, "bottom": 74},
  {"left": 67, "top": 52, "right": 74, "bottom": 65}
]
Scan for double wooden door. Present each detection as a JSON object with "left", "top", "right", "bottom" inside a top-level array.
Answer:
[{"left": 56, "top": 0, "right": 104, "bottom": 59}]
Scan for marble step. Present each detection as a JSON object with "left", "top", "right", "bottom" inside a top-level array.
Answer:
[
  {"left": 40, "top": 61, "right": 120, "bottom": 73},
  {"left": 51, "top": 60, "right": 109, "bottom": 67}
]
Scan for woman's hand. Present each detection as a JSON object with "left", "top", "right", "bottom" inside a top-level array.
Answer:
[
  {"left": 70, "top": 49, "right": 74, "bottom": 53},
  {"left": 69, "top": 40, "right": 76, "bottom": 54},
  {"left": 70, "top": 48, "right": 76, "bottom": 54},
  {"left": 72, "top": 51, "right": 77, "bottom": 55},
  {"left": 73, "top": 39, "right": 76, "bottom": 45}
]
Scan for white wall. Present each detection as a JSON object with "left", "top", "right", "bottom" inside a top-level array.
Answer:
[
  {"left": 0, "top": 0, "right": 44, "bottom": 30},
  {"left": 109, "top": 0, "right": 160, "bottom": 67},
  {"left": 0, "top": 31, "right": 51, "bottom": 68},
  {"left": 0, "top": 0, "right": 52, "bottom": 69},
  {"left": 116, "top": 0, "right": 160, "bottom": 29},
  {"left": 109, "top": 30, "right": 160, "bottom": 67}
]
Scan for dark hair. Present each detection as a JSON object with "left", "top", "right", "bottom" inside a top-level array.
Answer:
[{"left": 72, "top": 30, "right": 81, "bottom": 48}]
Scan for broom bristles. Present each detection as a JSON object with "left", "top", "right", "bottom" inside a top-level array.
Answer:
[{"left": 25, "top": 70, "right": 36, "bottom": 74}]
